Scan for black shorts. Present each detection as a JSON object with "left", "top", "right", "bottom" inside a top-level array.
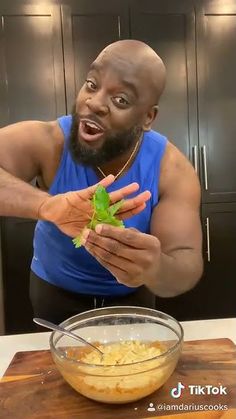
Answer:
[{"left": 30, "top": 271, "right": 156, "bottom": 325}]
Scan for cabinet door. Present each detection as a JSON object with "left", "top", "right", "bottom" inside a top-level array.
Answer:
[
  {"left": 0, "top": 4, "right": 66, "bottom": 125},
  {"left": 0, "top": 4, "right": 66, "bottom": 332},
  {"left": 129, "top": 0, "right": 198, "bottom": 159},
  {"left": 156, "top": 203, "right": 236, "bottom": 321},
  {"left": 1, "top": 218, "right": 36, "bottom": 333},
  {"left": 61, "top": 0, "right": 129, "bottom": 112},
  {"left": 197, "top": 1, "right": 236, "bottom": 202}
]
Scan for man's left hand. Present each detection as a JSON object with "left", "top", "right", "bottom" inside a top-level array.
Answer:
[{"left": 81, "top": 224, "right": 161, "bottom": 288}]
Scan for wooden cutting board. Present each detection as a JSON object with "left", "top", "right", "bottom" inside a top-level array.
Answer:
[{"left": 0, "top": 338, "right": 236, "bottom": 419}]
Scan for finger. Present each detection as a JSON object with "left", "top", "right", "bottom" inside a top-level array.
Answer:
[
  {"left": 95, "top": 259, "right": 136, "bottom": 286},
  {"left": 94, "top": 225, "right": 152, "bottom": 249},
  {"left": 84, "top": 240, "right": 133, "bottom": 271},
  {"left": 87, "top": 251, "right": 141, "bottom": 287},
  {"left": 83, "top": 229, "right": 138, "bottom": 261},
  {"left": 109, "top": 183, "right": 140, "bottom": 203},
  {"left": 84, "top": 174, "right": 115, "bottom": 196},
  {"left": 98, "top": 174, "right": 115, "bottom": 188},
  {"left": 118, "top": 203, "right": 146, "bottom": 220},
  {"left": 84, "top": 240, "right": 127, "bottom": 274},
  {"left": 117, "top": 190, "right": 151, "bottom": 214},
  {"left": 83, "top": 242, "right": 139, "bottom": 286},
  {"left": 82, "top": 232, "right": 143, "bottom": 287}
]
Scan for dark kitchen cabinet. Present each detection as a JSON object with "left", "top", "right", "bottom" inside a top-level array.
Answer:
[
  {"left": 196, "top": 1, "right": 236, "bottom": 203},
  {"left": 61, "top": 0, "right": 129, "bottom": 112},
  {"left": 1, "top": 218, "right": 36, "bottom": 333},
  {"left": 129, "top": 0, "right": 198, "bottom": 158},
  {"left": 0, "top": 3, "right": 66, "bottom": 333},
  {"left": 156, "top": 203, "right": 236, "bottom": 320},
  {"left": 201, "top": 203, "right": 236, "bottom": 318},
  {"left": 0, "top": 4, "right": 66, "bottom": 125}
]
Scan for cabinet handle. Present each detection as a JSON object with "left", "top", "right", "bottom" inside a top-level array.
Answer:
[
  {"left": 118, "top": 16, "right": 121, "bottom": 38},
  {"left": 206, "top": 217, "right": 211, "bottom": 262},
  {"left": 202, "top": 145, "right": 208, "bottom": 190},
  {"left": 192, "top": 145, "right": 198, "bottom": 174}
]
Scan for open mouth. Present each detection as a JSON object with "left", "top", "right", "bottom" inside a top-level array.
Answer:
[{"left": 79, "top": 119, "right": 105, "bottom": 142}]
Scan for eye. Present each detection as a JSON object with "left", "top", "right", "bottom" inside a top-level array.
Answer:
[
  {"left": 112, "top": 96, "right": 129, "bottom": 107},
  {"left": 86, "top": 79, "right": 97, "bottom": 91}
]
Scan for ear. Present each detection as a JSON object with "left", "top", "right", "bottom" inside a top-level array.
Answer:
[{"left": 142, "top": 105, "right": 159, "bottom": 131}]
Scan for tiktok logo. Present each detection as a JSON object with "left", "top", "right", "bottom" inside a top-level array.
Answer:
[{"left": 170, "top": 382, "right": 185, "bottom": 398}]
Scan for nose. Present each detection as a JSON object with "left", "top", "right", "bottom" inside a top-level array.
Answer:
[{"left": 85, "top": 92, "right": 109, "bottom": 116}]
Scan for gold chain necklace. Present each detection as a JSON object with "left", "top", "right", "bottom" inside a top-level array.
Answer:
[{"left": 96, "top": 139, "right": 140, "bottom": 181}]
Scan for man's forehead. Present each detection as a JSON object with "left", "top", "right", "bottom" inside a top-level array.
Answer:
[
  {"left": 90, "top": 53, "right": 139, "bottom": 74},
  {"left": 90, "top": 62, "right": 142, "bottom": 98},
  {"left": 89, "top": 58, "right": 146, "bottom": 92}
]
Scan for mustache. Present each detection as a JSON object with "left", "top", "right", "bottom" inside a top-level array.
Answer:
[{"left": 74, "top": 112, "right": 106, "bottom": 131}]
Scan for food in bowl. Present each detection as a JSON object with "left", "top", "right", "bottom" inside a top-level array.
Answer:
[
  {"left": 50, "top": 306, "right": 183, "bottom": 404},
  {"left": 77, "top": 339, "right": 166, "bottom": 365},
  {"left": 60, "top": 339, "right": 176, "bottom": 403}
]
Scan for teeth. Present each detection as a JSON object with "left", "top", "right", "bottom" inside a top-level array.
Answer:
[{"left": 85, "top": 121, "right": 101, "bottom": 131}]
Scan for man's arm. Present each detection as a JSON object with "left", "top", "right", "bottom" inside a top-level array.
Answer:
[
  {"left": 0, "top": 121, "right": 60, "bottom": 218},
  {"left": 0, "top": 167, "right": 50, "bottom": 219},
  {"left": 149, "top": 142, "right": 203, "bottom": 297}
]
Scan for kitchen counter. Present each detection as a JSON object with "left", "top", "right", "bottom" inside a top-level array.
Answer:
[{"left": 0, "top": 317, "right": 235, "bottom": 378}]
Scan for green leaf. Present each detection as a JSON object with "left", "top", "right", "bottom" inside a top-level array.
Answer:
[
  {"left": 72, "top": 185, "right": 125, "bottom": 248},
  {"left": 88, "top": 218, "right": 100, "bottom": 229},
  {"left": 107, "top": 199, "right": 124, "bottom": 216},
  {"left": 72, "top": 235, "right": 83, "bottom": 248},
  {"left": 93, "top": 185, "right": 110, "bottom": 212},
  {"left": 96, "top": 209, "right": 109, "bottom": 221},
  {"left": 101, "top": 215, "right": 124, "bottom": 227},
  {"left": 108, "top": 217, "right": 124, "bottom": 227}
]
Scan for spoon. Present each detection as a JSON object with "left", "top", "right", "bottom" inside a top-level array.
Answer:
[{"left": 33, "top": 317, "right": 104, "bottom": 357}]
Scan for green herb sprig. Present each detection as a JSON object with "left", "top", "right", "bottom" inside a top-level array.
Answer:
[{"left": 72, "top": 185, "right": 124, "bottom": 248}]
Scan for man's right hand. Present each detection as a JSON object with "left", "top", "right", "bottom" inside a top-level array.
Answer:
[{"left": 38, "top": 175, "right": 151, "bottom": 237}]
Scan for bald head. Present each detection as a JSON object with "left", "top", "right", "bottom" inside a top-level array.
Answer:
[{"left": 94, "top": 40, "right": 166, "bottom": 104}]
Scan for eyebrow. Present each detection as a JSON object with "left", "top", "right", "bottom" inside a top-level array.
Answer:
[
  {"left": 89, "top": 62, "right": 139, "bottom": 98},
  {"left": 90, "top": 62, "right": 101, "bottom": 72},
  {"left": 121, "top": 79, "right": 139, "bottom": 98}
]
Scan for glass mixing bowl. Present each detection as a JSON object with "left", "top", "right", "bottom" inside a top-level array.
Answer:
[{"left": 50, "top": 306, "right": 183, "bottom": 404}]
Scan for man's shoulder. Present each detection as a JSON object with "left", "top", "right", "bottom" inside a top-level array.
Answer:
[
  {"left": 44, "top": 114, "right": 72, "bottom": 136},
  {"left": 44, "top": 119, "right": 65, "bottom": 147},
  {"left": 159, "top": 140, "right": 200, "bottom": 197},
  {"left": 143, "top": 129, "right": 167, "bottom": 158},
  {"left": 144, "top": 129, "right": 167, "bottom": 143},
  {"left": 161, "top": 141, "right": 191, "bottom": 171},
  {"left": 18, "top": 119, "right": 63, "bottom": 144},
  {"left": 35, "top": 119, "right": 65, "bottom": 189}
]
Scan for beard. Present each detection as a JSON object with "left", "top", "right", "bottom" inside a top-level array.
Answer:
[{"left": 68, "top": 112, "right": 143, "bottom": 166}]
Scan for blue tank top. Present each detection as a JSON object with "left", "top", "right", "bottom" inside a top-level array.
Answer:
[{"left": 31, "top": 115, "right": 167, "bottom": 296}]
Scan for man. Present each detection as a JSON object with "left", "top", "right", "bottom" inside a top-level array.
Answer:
[{"left": 0, "top": 40, "right": 203, "bottom": 323}]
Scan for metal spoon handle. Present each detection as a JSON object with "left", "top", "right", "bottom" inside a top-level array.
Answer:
[{"left": 33, "top": 317, "right": 103, "bottom": 355}]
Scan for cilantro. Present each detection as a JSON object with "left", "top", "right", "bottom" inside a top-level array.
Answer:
[{"left": 72, "top": 185, "right": 124, "bottom": 248}]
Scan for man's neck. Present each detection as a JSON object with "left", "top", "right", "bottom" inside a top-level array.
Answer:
[{"left": 95, "top": 139, "right": 141, "bottom": 179}]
